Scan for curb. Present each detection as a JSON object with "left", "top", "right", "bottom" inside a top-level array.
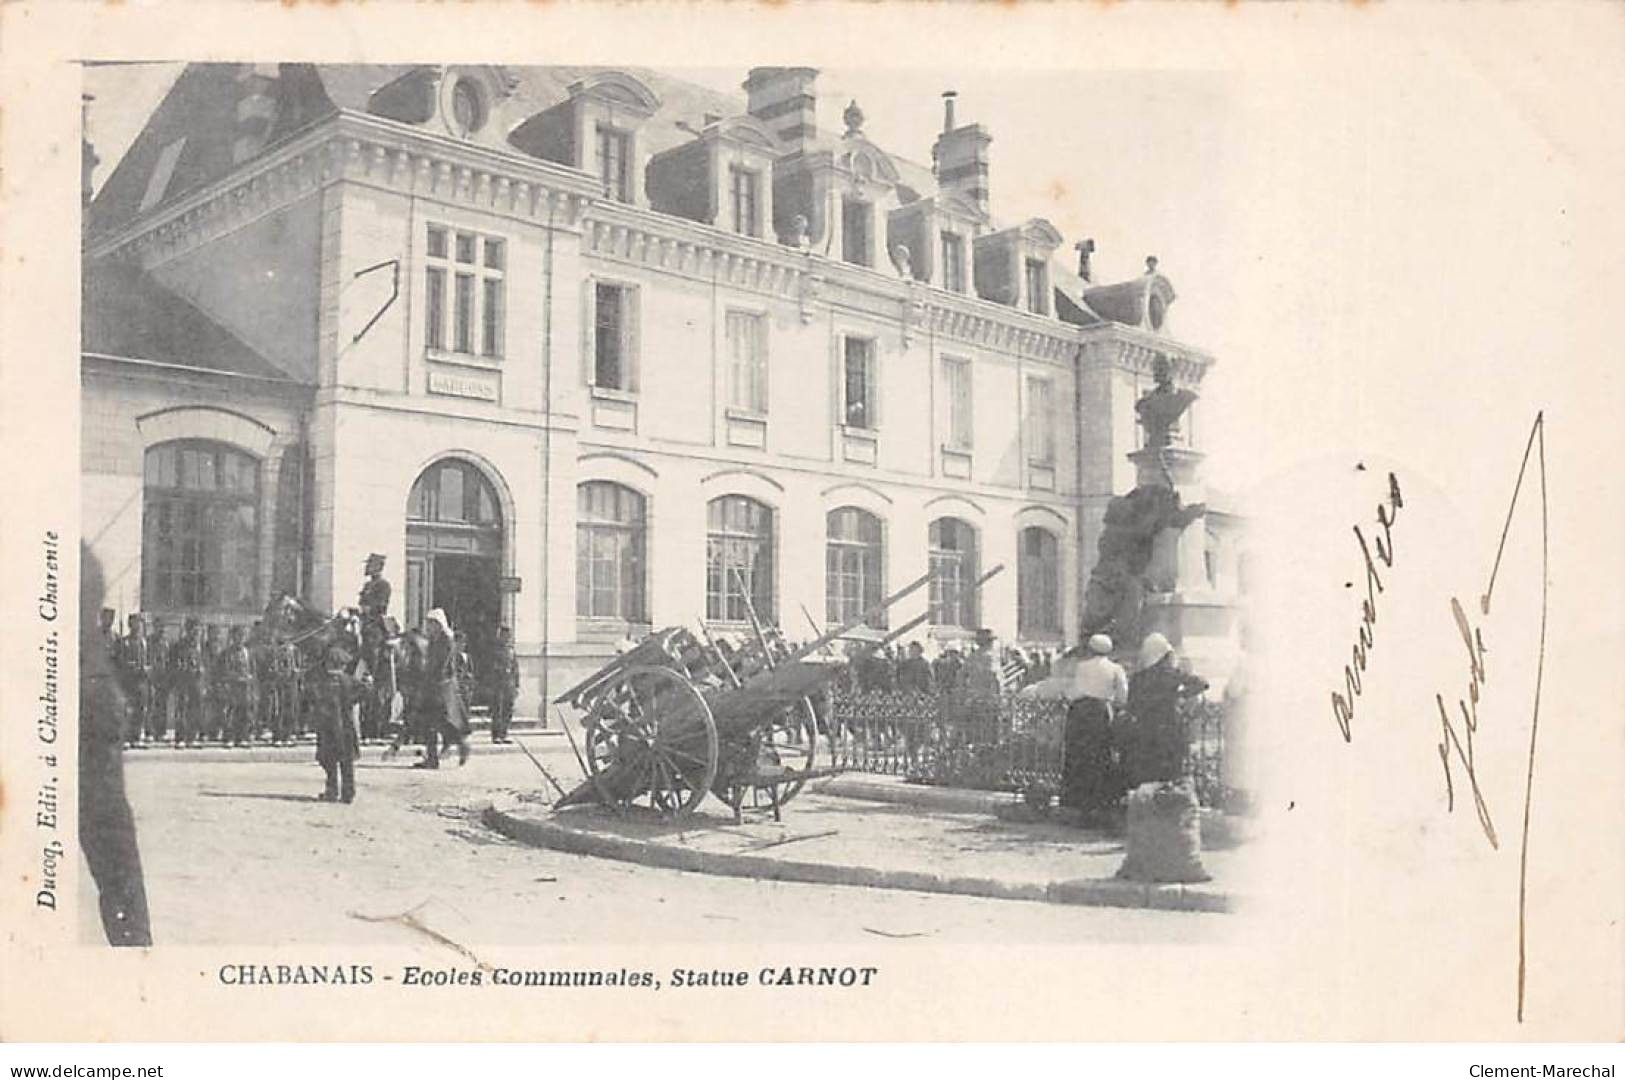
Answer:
[
  {"left": 806, "top": 775, "right": 1013, "bottom": 815},
  {"left": 481, "top": 798, "right": 1231, "bottom": 914}
]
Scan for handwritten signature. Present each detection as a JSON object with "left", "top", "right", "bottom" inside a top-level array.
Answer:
[
  {"left": 1326, "top": 413, "right": 1549, "bottom": 1022},
  {"left": 1329, "top": 470, "right": 1404, "bottom": 741}
]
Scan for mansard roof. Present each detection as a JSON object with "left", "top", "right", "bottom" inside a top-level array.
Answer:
[{"left": 1080, "top": 270, "right": 1177, "bottom": 330}]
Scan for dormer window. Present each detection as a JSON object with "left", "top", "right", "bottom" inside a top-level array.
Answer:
[
  {"left": 842, "top": 198, "right": 872, "bottom": 268},
  {"left": 730, "top": 166, "right": 761, "bottom": 238},
  {"left": 1025, "top": 258, "right": 1049, "bottom": 315},
  {"left": 597, "top": 125, "right": 632, "bottom": 202},
  {"left": 941, "top": 232, "right": 967, "bottom": 293},
  {"left": 450, "top": 79, "right": 486, "bottom": 137}
]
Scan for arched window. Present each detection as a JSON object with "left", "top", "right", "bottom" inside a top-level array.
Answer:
[
  {"left": 826, "top": 507, "right": 886, "bottom": 629},
  {"left": 928, "top": 517, "right": 979, "bottom": 628},
  {"left": 142, "top": 440, "right": 261, "bottom": 613},
  {"left": 407, "top": 458, "right": 502, "bottom": 528},
  {"left": 707, "top": 495, "right": 775, "bottom": 623},
  {"left": 577, "top": 482, "right": 648, "bottom": 623},
  {"left": 272, "top": 445, "right": 312, "bottom": 598},
  {"left": 1017, "top": 526, "right": 1061, "bottom": 638}
]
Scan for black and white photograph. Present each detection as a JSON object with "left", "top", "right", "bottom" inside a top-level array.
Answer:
[
  {"left": 74, "top": 58, "right": 1250, "bottom": 950},
  {"left": 3, "top": 0, "right": 1624, "bottom": 1055}
]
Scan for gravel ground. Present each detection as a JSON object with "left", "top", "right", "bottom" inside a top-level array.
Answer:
[{"left": 110, "top": 744, "right": 1227, "bottom": 949}]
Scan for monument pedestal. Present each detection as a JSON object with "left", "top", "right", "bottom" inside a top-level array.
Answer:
[{"left": 1126, "top": 446, "right": 1238, "bottom": 685}]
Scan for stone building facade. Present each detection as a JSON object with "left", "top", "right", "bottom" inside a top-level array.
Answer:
[{"left": 81, "top": 63, "right": 1233, "bottom": 716}]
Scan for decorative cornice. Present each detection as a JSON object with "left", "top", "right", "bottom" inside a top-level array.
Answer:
[
  {"left": 1076, "top": 326, "right": 1214, "bottom": 384},
  {"left": 87, "top": 110, "right": 602, "bottom": 265},
  {"left": 582, "top": 202, "right": 808, "bottom": 307}
]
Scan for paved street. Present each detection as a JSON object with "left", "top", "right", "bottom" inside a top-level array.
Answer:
[{"left": 110, "top": 740, "right": 1228, "bottom": 949}]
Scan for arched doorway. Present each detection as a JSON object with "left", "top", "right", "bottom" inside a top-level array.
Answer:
[{"left": 405, "top": 458, "right": 505, "bottom": 700}]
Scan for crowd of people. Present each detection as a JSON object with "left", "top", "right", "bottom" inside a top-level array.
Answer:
[
  {"left": 97, "top": 555, "right": 521, "bottom": 804},
  {"left": 833, "top": 632, "right": 1060, "bottom": 698}
]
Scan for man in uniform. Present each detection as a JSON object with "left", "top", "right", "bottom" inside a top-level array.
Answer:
[
  {"left": 357, "top": 553, "right": 394, "bottom": 740},
  {"left": 272, "top": 631, "right": 305, "bottom": 743},
  {"left": 311, "top": 645, "right": 367, "bottom": 803},
  {"left": 118, "top": 613, "right": 154, "bottom": 747},
  {"left": 170, "top": 619, "right": 207, "bottom": 747},
  {"left": 220, "top": 625, "right": 256, "bottom": 746},
  {"left": 145, "top": 617, "right": 170, "bottom": 744},
  {"left": 358, "top": 553, "right": 391, "bottom": 633},
  {"left": 203, "top": 624, "right": 228, "bottom": 742},
  {"left": 486, "top": 625, "right": 519, "bottom": 744}
]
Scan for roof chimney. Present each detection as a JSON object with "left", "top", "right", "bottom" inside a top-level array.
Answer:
[
  {"left": 81, "top": 93, "right": 99, "bottom": 209},
  {"left": 932, "top": 96, "right": 992, "bottom": 218},
  {"left": 743, "top": 67, "right": 819, "bottom": 154}
]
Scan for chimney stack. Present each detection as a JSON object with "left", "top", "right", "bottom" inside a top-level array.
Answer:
[
  {"left": 743, "top": 67, "right": 819, "bottom": 154},
  {"left": 932, "top": 95, "right": 992, "bottom": 218},
  {"left": 81, "top": 93, "right": 99, "bottom": 209}
]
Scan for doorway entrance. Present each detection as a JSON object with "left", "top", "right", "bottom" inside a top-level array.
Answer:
[{"left": 405, "top": 458, "right": 505, "bottom": 706}]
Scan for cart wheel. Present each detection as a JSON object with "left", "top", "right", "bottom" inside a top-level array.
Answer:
[{"left": 584, "top": 664, "right": 718, "bottom": 817}]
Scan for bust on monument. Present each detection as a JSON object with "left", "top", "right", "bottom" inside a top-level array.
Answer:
[{"left": 1135, "top": 357, "right": 1198, "bottom": 450}]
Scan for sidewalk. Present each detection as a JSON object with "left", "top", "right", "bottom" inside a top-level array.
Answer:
[{"left": 485, "top": 784, "right": 1242, "bottom": 914}]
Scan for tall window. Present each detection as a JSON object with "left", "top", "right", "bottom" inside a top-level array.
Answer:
[
  {"left": 1025, "top": 257, "right": 1049, "bottom": 315},
  {"left": 707, "top": 495, "right": 775, "bottom": 623},
  {"left": 592, "top": 282, "right": 637, "bottom": 391},
  {"left": 841, "top": 198, "right": 871, "bottom": 267},
  {"left": 576, "top": 482, "right": 647, "bottom": 623},
  {"left": 928, "top": 517, "right": 979, "bottom": 628},
  {"left": 943, "top": 356, "right": 973, "bottom": 451},
  {"left": 843, "top": 337, "right": 876, "bottom": 430},
  {"left": 1026, "top": 376, "right": 1056, "bottom": 464},
  {"left": 597, "top": 125, "right": 631, "bottom": 202},
  {"left": 142, "top": 440, "right": 261, "bottom": 613},
  {"left": 726, "top": 310, "right": 768, "bottom": 413},
  {"left": 730, "top": 166, "right": 760, "bottom": 238},
  {"left": 425, "top": 225, "right": 504, "bottom": 358},
  {"left": 1017, "top": 526, "right": 1061, "bottom": 638},
  {"left": 826, "top": 508, "right": 886, "bottom": 629},
  {"left": 940, "top": 231, "right": 966, "bottom": 293}
]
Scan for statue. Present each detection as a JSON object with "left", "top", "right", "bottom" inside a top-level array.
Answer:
[
  {"left": 891, "top": 244, "right": 912, "bottom": 279},
  {"left": 843, "top": 100, "right": 865, "bottom": 136},
  {"left": 789, "top": 213, "right": 811, "bottom": 250},
  {"left": 1079, "top": 356, "right": 1206, "bottom": 647},
  {"left": 1134, "top": 356, "right": 1197, "bottom": 450}
]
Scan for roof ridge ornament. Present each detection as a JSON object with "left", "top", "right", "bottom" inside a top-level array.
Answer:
[{"left": 843, "top": 99, "right": 865, "bottom": 137}]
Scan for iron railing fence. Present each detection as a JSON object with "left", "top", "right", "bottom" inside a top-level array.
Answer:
[{"left": 822, "top": 688, "right": 1233, "bottom": 809}]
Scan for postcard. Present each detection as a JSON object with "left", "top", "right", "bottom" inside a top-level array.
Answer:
[{"left": 1, "top": 0, "right": 1621, "bottom": 1044}]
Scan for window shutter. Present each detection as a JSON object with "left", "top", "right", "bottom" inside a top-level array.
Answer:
[
  {"left": 582, "top": 282, "right": 596, "bottom": 388},
  {"left": 755, "top": 314, "right": 769, "bottom": 412},
  {"left": 626, "top": 286, "right": 641, "bottom": 392},
  {"left": 869, "top": 340, "right": 880, "bottom": 429}
]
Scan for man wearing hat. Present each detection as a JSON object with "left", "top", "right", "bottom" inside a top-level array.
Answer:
[
  {"left": 118, "top": 613, "right": 154, "bottom": 747},
  {"left": 311, "top": 644, "right": 367, "bottom": 802},
  {"left": 169, "top": 618, "right": 207, "bottom": 747},
  {"left": 358, "top": 553, "right": 392, "bottom": 623},
  {"left": 486, "top": 625, "right": 519, "bottom": 744}
]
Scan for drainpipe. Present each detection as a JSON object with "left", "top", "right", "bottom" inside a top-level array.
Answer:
[{"left": 539, "top": 195, "right": 557, "bottom": 722}]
